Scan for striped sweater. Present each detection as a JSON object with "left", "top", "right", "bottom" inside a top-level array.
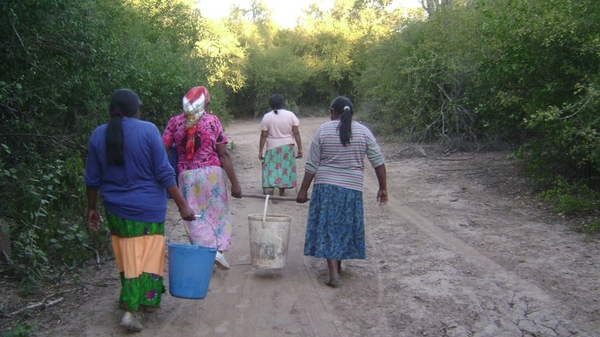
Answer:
[{"left": 305, "top": 120, "right": 385, "bottom": 191}]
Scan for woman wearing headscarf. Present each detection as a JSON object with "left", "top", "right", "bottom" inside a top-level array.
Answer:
[
  {"left": 85, "top": 89, "right": 195, "bottom": 332},
  {"left": 296, "top": 96, "right": 388, "bottom": 288},
  {"left": 162, "top": 86, "right": 242, "bottom": 271},
  {"left": 258, "top": 93, "right": 303, "bottom": 196}
]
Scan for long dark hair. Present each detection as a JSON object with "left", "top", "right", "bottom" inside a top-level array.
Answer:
[
  {"left": 106, "top": 89, "right": 141, "bottom": 166},
  {"left": 269, "top": 93, "right": 284, "bottom": 115},
  {"left": 331, "top": 96, "right": 354, "bottom": 146}
]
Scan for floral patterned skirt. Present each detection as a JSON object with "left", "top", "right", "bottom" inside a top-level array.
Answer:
[
  {"left": 303, "top": 184, "right": 366, "bottom": 260},
  {"left": 179, "top": 166, "right": 232, "bottom": 250},
  {"left": 262, "top": 144, "right": 297, "bottom": 190}
]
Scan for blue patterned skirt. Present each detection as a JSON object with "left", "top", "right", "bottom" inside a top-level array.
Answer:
[{"left": 303, "top": 184, "right": 365, "bottom": 260}]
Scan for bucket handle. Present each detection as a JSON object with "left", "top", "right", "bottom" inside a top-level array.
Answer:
[
  {"left": 168, "top": 216, "right": 220, "bottom": 250},
  {"left": 261, "top": 195, "right": 270, "bottom": 229}
]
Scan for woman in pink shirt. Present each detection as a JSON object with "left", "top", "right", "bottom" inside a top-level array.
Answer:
[
  {"left": 258, "top": 94, "right": 303, "bottom": 196},
  {"left": 162, "top": 86, "right": 242, "bottom": 270}
]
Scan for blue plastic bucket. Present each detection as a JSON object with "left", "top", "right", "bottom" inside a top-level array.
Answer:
[{"left": 167, "top": 241, "right": 216, "bottom": 299}]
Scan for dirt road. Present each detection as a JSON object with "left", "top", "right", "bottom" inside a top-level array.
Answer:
[{"left": 36, "top": 117, "right": 600, "bottom": 336}]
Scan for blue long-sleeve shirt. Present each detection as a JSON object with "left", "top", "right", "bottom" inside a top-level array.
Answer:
[{"left": 85, "top": 118, "right": 176, "bottom": 223}]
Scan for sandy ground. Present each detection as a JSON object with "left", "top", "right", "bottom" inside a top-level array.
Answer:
[{"left": 4, "top": 116, "right": 600, "bottom": 337}]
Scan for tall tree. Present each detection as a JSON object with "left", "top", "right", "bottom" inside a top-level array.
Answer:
[{"left": 419, "top": 0, "right": 453, "bottom": 16}]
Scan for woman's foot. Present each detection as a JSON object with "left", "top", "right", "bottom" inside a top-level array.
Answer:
[
  {"left": 215, "top": 251, "right": 230, "bottom": 270},
  {"left": 325, "top": 278, "right": 340, "bottom": 288},
  {"left": 325, "top": 259, "right": 340, "bottom": 286},
  {"left": 120, "top": 311, "right": 143, "bottom": 332},
  {"left": 140, "top": 305, "right": 158, "bottom": 313}
]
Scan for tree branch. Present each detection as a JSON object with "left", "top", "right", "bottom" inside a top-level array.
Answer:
[{"left": 5, "top": 289, "right": 75, "bottom": 317}]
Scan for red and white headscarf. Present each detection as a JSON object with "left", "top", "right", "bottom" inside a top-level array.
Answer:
[
  {"left": 183, "top": 86, "right": 210, "bottom": 127},
  {"left": 183, "top": 86, "right": 210, "bottom": 159}
]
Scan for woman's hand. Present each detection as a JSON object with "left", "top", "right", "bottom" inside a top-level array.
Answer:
[
  {"left": 377, "top": 189, "right": 388, "bottom": 206},
  {"left": 295, "top": 150, "right": 303, "bottom": 159},
  {"left": 296, "top": 189, "right": 309, "bottom": 203},
  {"left": 88, "top": 210, "right": 101, "bottom": 232},
  {"left": 231, "top": 183, "right": 242, "bottom": 198},
  {"left": 296, "top": 172, "right": 314, "bottom": 204},
  {"left": 178, "top": 204, "right": 196, "bottom": 221}
]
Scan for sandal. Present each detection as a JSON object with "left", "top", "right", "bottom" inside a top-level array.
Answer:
[
  {"left": 325, "top": 278, "right": 340, "bottom": 288},
  {"left": 120, "top": 311, "right": 143, "bottom": 332}
]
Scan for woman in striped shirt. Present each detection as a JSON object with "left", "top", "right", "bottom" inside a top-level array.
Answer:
[{"left": 296, "top": 96, "right": 388, "bottom": 288}]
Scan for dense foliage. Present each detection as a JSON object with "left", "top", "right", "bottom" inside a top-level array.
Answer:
[
  {"left": 0, "top": 0, "right": 218, "bottom": 286},
  {"left": 359, "top": 0, "right": 600, "bottom": 221},
  {"left": 0, "top": 0, "right": 598, "bottom": 290}
]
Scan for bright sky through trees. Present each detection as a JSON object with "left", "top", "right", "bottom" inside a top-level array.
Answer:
[{"left": 197, "top": 0, "right": 422, "bottom": 28}]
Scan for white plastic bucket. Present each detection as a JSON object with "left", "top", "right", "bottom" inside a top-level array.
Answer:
[{"left": 248, "top": 195, "right": 292, "bottom": 269}]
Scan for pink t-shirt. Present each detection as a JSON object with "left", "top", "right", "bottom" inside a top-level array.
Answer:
[
  {"left": 162, "top": 113, "right": 228, "bottom": 172},
  {"left": 260, "top": 109, "right": 300, "bottom": 151}
]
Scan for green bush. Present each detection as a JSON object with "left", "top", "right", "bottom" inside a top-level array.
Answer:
[
  {"left": 577, "top": 218, "right": 600, "bottom": 236},
  {"left": 538, "top": 176, "right": 599, "bottom": 216},
  {"left": 6, "top": 156, "right": 108, "bottom": 288},
  {"left": 1, "top": 323, "right": 34, "bottom": 337},
  {"left": 0, "top": 0, "right": 215, "bottom": 287}
]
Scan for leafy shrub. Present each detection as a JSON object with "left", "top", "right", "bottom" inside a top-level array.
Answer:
[
  {"left": 537, "top": 176, "right": 599, "bottom": 215},
  {"left": 6, "top": 156, "right": 109, "bottom": 288},
  {"left": 0, "top": 0, "right": 214, "bottom": 288},
  {"left": 577, "top": 218, "right": 600, "bottom": 236},
  {"left": 1, "top": 323, "right": 34, "bottom": 337}
]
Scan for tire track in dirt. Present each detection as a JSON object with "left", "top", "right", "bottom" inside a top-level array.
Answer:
[
  {"left": 357, "top": 161, "right": 586, "bottom": 336},
  {"left": 388, "top": 198, "right": 550, "bottom": 300}
]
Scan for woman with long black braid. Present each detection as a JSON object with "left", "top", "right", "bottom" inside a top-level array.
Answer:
[
  {"left": 85, "top": 89, "right": 195, "bottom": 332},
  {"left": 296, "top": 96, "right": 387, "bottom": 288}
]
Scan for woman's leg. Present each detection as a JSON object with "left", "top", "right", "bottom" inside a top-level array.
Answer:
[{"left": 325, "top": 259, "right": 340, "bottom": 287}]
